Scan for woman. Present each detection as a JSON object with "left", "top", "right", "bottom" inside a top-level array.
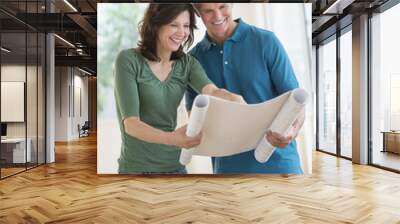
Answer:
[{"left": 114, "top": 4, "right": 244, "bottom": 174}]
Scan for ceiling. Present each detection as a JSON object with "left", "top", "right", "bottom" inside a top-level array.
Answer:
[
  {"left": 0, "top": 0, "right": 397, "bottom": 75},
  {"left": 311, "top": 0, "right": 391, "bottom": 44},
  {"left": 0, "top": 0, "right": 99, "bottom": 75}
]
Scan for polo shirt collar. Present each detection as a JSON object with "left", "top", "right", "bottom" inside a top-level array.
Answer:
[{"left": 199, "top": 18, "right": 249, "bottom": 51}]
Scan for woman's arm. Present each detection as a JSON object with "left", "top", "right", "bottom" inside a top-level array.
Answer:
[
  {"left": 201, "top": 83, "right": 246, "bottom": 103},
  {"left": 123, "top": 117, "right": 202, "bottom": 149}
]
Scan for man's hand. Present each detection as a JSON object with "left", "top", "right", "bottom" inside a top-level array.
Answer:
[
  {"left": 265, "top": 128, "right": 296, "bottom": 149},
  {"left": 265, "top": 108, "right": 305, "bottom": 149}
]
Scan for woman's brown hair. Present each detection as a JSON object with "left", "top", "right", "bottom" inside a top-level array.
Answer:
[{"left": 137, "top": 4, "right": 197, "bottom": 61}]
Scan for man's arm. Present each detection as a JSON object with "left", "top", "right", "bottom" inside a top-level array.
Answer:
[{"left": 263, "top": 32, "right": 305, "bottom": 148}]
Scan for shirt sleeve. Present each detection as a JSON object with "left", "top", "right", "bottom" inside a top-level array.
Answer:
[
  {"left": 114, "top": 50, "right": 140, "bottom": 121},
  {"left": 188, "top": 56, "right": 213, "bottom": 92},
  {"left": 186, "top": 56, "right": 213, "bottom": 110},
  {"left": 265, "top": 32, "right": 299, "bottom": 94},
  {"left": 185, "top": 87, "right": 197, "bottom": 111}
]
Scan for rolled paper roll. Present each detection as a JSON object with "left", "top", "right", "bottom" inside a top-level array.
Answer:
[
  {"left": 254, "top": 88, "right": 309, "bottom": 163},
  {"left": 179, "top": 95, "right": 210, "bottom": 165},
  {"left": 254, "top": 137, "right": 275, "bottom": 163}
]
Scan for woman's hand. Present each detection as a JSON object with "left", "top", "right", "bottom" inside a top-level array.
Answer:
[
  {"left": 124, "top": 117, "right": 201, "bottom": 149},
  {"left": 202, "top": 84, "right": 246, "bottom": 104},
  {"left": 167, "top": 125, "right": 202, "bottom": 149},
  {"left": 228, "top": 92, "right": 246, "bottom": 104}
]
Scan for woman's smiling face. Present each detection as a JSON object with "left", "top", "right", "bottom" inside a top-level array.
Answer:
[{"left": 157, "top": 10, "right": 191, "bottom": 53}]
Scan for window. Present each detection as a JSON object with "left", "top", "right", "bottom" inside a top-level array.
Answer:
[
  {"left": 340, "top": 29, "right": 352, "bottom": 158},
  {"left": 0, "top": 1, "right": 47, "bottom": 179},
  {"left": 371, "top": 2, "right": 400, "bottom": 171},
  {"left": 318, "top": 37, "right": 337, "bottom": 154},
  {"left": 390, "top": 74, "right": 400, "bottom": 130}
]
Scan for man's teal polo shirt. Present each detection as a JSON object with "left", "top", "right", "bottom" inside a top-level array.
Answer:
[{"left": 186, "top": 19, "right": 302, "bottom": 174}]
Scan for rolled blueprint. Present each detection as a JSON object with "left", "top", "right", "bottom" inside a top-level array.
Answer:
[
  {"left": 178, "top": 88, "right": 310, "bottom": 172},
  {"left": 254, "top": 88, "right": 309, "bottom": 163},
  {"left": 179, "top": 95, "right": 209, "bottom": 165}
]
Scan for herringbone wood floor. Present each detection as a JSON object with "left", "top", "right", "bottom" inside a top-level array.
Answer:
[{"left": 1, "top": 134, "right": 400, "bottom": 224}]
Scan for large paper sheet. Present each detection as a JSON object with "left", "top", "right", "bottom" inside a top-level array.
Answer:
[{"left": 180, "top": 88, "right": 309, "bottom": 172}]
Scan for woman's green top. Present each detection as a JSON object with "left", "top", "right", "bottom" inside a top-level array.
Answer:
[{"left": 114, "top": 49, "right": 212, "bottom": 173}]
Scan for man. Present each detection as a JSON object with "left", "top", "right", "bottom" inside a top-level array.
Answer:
[{"left": 186, "top": 3, "right": 305, "bottom": 174}]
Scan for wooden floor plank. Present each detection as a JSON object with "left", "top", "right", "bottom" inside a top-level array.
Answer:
[{"left": 1, "top": 134, "right": 400, "bottom": 223}]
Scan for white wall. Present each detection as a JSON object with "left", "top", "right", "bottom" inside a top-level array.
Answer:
[
  {"left": 1, "top": 65, "right": 37, "bottom": 138},
  {"left": 1, "top": 64, "right": 46, "bottom": 164},
  {"left": 1, "top": 65, "right": 26, "bottom": 141},
  {"left": 72, "top": 73, "right": 89, "bottom": 138},
  {"left": 55, "top": 66, "right": 68, "bottom": 141},
  {"left": 54, "top": 67, "right": 89, "bottom": 141}
]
